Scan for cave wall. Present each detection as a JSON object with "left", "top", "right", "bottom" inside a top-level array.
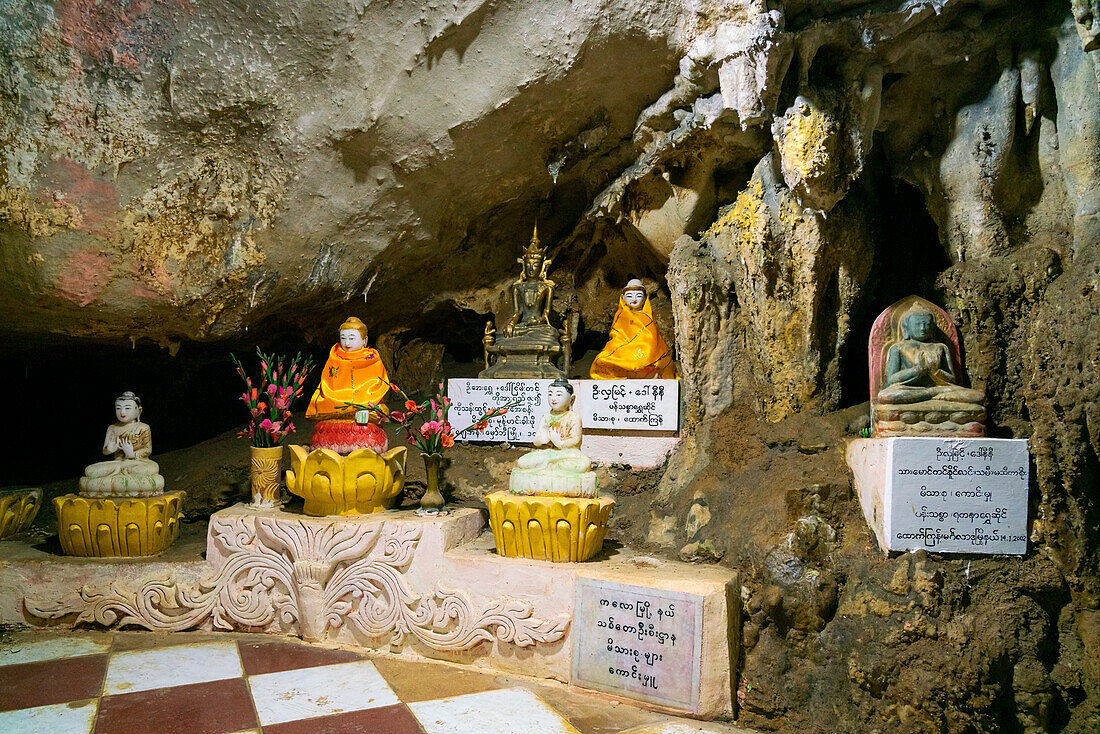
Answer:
[{"left": 2, "top": 0, "right": 1100, "bottom": 731}]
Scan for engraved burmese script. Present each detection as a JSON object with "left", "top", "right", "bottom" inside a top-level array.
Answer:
[
  {"left": 890, "top": 438, "right": 1029, "bottom": 554},
  {"left": 573, "top": 578, "right": 703, "bottom": 711}
]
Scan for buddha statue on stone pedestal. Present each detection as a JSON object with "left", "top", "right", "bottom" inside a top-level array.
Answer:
[
  {"left": 511, "top": 378, "right": 597, "bottom": 497},
  {"left": 485, "top": 378, "right": 613, "bottom": 562},
  {"left": 79, "top": 392, "right": 165, "bottom": 497},
  {"left": 590, "top": 279, "right": 678, "bottom": 380},
  {"left": 480, "top": 225, "right": 571, "bottom": 379},
  {"left": 870, "top": 296, "right": 986, "bottom": 436},
  {"left": 306, "top": 316, "right": 390, "bottom": 455},
  {"left": 57, "top": 392, "right": 183, "bottom": 557},
  {"left": 288, "top": 316, "right": 407, "bottom": 516}
]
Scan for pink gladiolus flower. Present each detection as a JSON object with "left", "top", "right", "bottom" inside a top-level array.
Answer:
[
  {"left": 266, "top": 383, "right": 277, "bottom": 396},
  {"left": 420, "top": 421, "right": 443, "bottom": 437},
  {"left": 442, "top": 396, "right": 452, "bottom": 406},
  {"left": 259, "top": 419, "right": 283, "bottom": 434},
  {"left": 390, "top": 411, "right": 406, "bottom": 423}
]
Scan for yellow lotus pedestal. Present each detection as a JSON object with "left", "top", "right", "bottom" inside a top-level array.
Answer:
[
  {"left": 485, "top": 491, "right": 614, "bottom": 562},
  {"left": 286, "top": 445, "right": 407, "bottom": 516},
  {"left": 55, "top": 491, "right": 185, "bottom": 557},
  {"left": 0, "top": 488, "right": 42, "bottom": 540}
]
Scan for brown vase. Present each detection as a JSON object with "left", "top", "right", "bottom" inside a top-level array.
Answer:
[
  {"left": 419, "top": 453, "right": 446, "bottom": 513},
  {"left": 249, "top": 445, "right": 285, "bottom": 508}
]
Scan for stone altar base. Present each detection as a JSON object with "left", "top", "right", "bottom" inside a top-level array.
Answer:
[
  {"left": 847, "top": 437, "right": 1030, "bottom": 555},
  {"left": 17, "top": 503, "right": 739, "bottom": 718}
]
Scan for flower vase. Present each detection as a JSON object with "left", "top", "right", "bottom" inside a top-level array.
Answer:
[
  {"left": 249, "top": 445, "right": 285, "bottom": 508},
  {"left": 418, "top": 452, "right": 446, "bottom": 515}
]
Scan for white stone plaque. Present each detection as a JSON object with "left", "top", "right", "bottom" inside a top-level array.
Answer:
[
  {"left": 849, "top": 437, "right": 1029, "bottom": 555},
  {"left": 578, "top": 380, "right": 679, "bottom": 431},
  {"left": 572, "top": 577, "right": 702, "bottom": 711},
  {"left": 447, "top": 378, "right": 555, "bottom": 443}
]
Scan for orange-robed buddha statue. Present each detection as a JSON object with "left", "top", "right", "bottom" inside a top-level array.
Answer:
[
  {"left": 589, "top": 280, "right": 677, "bottom": 380},
  {"left": 306, "top": 316, "right": 390, "bottom": 454}
]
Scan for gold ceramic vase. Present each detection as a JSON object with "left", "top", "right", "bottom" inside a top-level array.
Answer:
[
  {"left": 249, "top": 445, "right": 285, "bottom": 507},
  {"left": 419, "top": 453, "right": 445, "bottom": 513}
]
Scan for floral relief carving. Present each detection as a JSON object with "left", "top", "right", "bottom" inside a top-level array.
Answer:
[{"left": 25, "top": 512, "right": 569, "bottom": 652}]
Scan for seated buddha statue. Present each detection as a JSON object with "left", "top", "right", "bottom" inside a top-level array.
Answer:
[
  {"left": 79, "top": 391, "right": 165, "bottom": 497},
  {"left": 871, "top": 297, "right": 985, "bottom": 436},
  {"left": 306, "top": 316, "right": 389, "bottom": 454},
  {"left": 480, "top": 225, "right": 570, "bottom": 379},
  {"left": 510, "top": 378, "right": 596, "bottom": 498},
  {"left": 590, "top": 279, "right": 678, "bottom": 380}
]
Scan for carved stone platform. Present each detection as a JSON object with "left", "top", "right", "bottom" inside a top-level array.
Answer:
[{"left": 14, "top": 504, "right": 739, "bottom": 718}]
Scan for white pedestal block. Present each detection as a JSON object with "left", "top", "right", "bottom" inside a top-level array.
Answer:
[
  {"left": 847, "top": 437, "right": 1030, "bottom": 555},
  {"left": 19, "top": 504, "right": 738, "bottom": 718},
  {"left": 581, "top": 434, "right": 680, "bottom": 468}
]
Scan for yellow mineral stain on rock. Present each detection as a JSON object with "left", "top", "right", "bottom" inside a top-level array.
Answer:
[
  {"left": 776, "top": 100, "right": 837, "bottom": 182},
  {"left": 0, "top": 186, "right": 83, "bottom": 237}
]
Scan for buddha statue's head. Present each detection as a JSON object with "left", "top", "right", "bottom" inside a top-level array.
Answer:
[
  {"left": 339, "top": 317, "right": 369, "bottom": 352},
  {"left": 547, "top": 377, "right": 574, "bottom": 412},
  {"left": 900, "top": 305, "right": 936, "bottom": 343},
  {"left": 622, "top": 279, "right": 646, "bottom": 310},
  {"left": 114, "top": 391, "right": 142, "bottom": 424},
  {"left": 519, "top": 224, "right": 547, "bottom": 280}
]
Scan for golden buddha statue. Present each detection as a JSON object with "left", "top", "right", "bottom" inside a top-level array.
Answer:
[
  {"left": 590, "top": 279, "right": 677, "bottom": 380},
  {"left": 480, "top": 225, "right": 571, "bottom": 379},
  {"left": 306, "top": 316, "right": 390, "bottom": 454},
  {"left": 79, "top": 391, "right": 165, "bottom": 497},
  {"left": 871, "top": 296, "right": 985, "bottom": 436}
]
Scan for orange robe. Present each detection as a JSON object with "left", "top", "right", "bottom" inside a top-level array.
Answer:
[
  {"left": 589, "top": 296, "right": 677, "bottom": 379},
  {"left": 306, "top": 345, "right": 389, "bottom": 419}
]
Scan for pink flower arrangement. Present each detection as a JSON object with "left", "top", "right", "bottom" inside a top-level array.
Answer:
[
  {"left": 232, "top": 348, "right": 315, "bottom": 448},
  {"left": 345, "top": 380, "right": 515, "bottom": 456}
]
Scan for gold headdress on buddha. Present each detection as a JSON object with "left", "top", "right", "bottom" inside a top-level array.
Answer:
[
  {"left": 521, "top": 223, "right": 546, "bottom": 262},
  {"left": 340, "top": 316, "right": 369, "bottom": 340}
]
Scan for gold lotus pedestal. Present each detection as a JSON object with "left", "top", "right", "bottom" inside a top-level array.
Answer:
[
  {"left": 0, "top": 488, "right": 42, "bottom": 540},
  {"left": 485, "top": 491, "right": 614, "bottom": 562},
  {"left": 286, "top": 445, "right": 407, "bottom": 516},
  {"left": 54, "top": 492, "right": 185, "bottom": 557}
]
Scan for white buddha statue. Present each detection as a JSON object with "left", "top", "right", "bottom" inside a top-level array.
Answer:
[
  {"left": 510, "top": 378, "right": 596, "bottom": 498},
  {"left": 79, "top": 391, "right": 165, "bottom": 498}
]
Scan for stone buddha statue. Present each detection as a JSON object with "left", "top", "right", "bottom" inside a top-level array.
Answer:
[
  {"left": 306, "top": 316, "right": 389, "bottom": 454},
  {"left": 510, "top": 378, "right": 596, "bottom": 497},
  {"left": 871, "top": 296, "right": 985, "bottom": 436},
  {"left": 480, "top": 225, "right": 571, "bottom": 379},
  {"left": 590, "top": 279, "right": 678, "bottom": 380},
  {"left": 79, "top": 391, "right": 166, "bottom": 497}
]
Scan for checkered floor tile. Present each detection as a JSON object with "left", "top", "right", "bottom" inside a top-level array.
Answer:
[{"left": 0, "top": 631, "right": 748, "bottom": 734}]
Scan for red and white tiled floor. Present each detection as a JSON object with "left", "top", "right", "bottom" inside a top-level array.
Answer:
[{"left": 0, "top": 630, "right": 750, "bottom": 734}]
